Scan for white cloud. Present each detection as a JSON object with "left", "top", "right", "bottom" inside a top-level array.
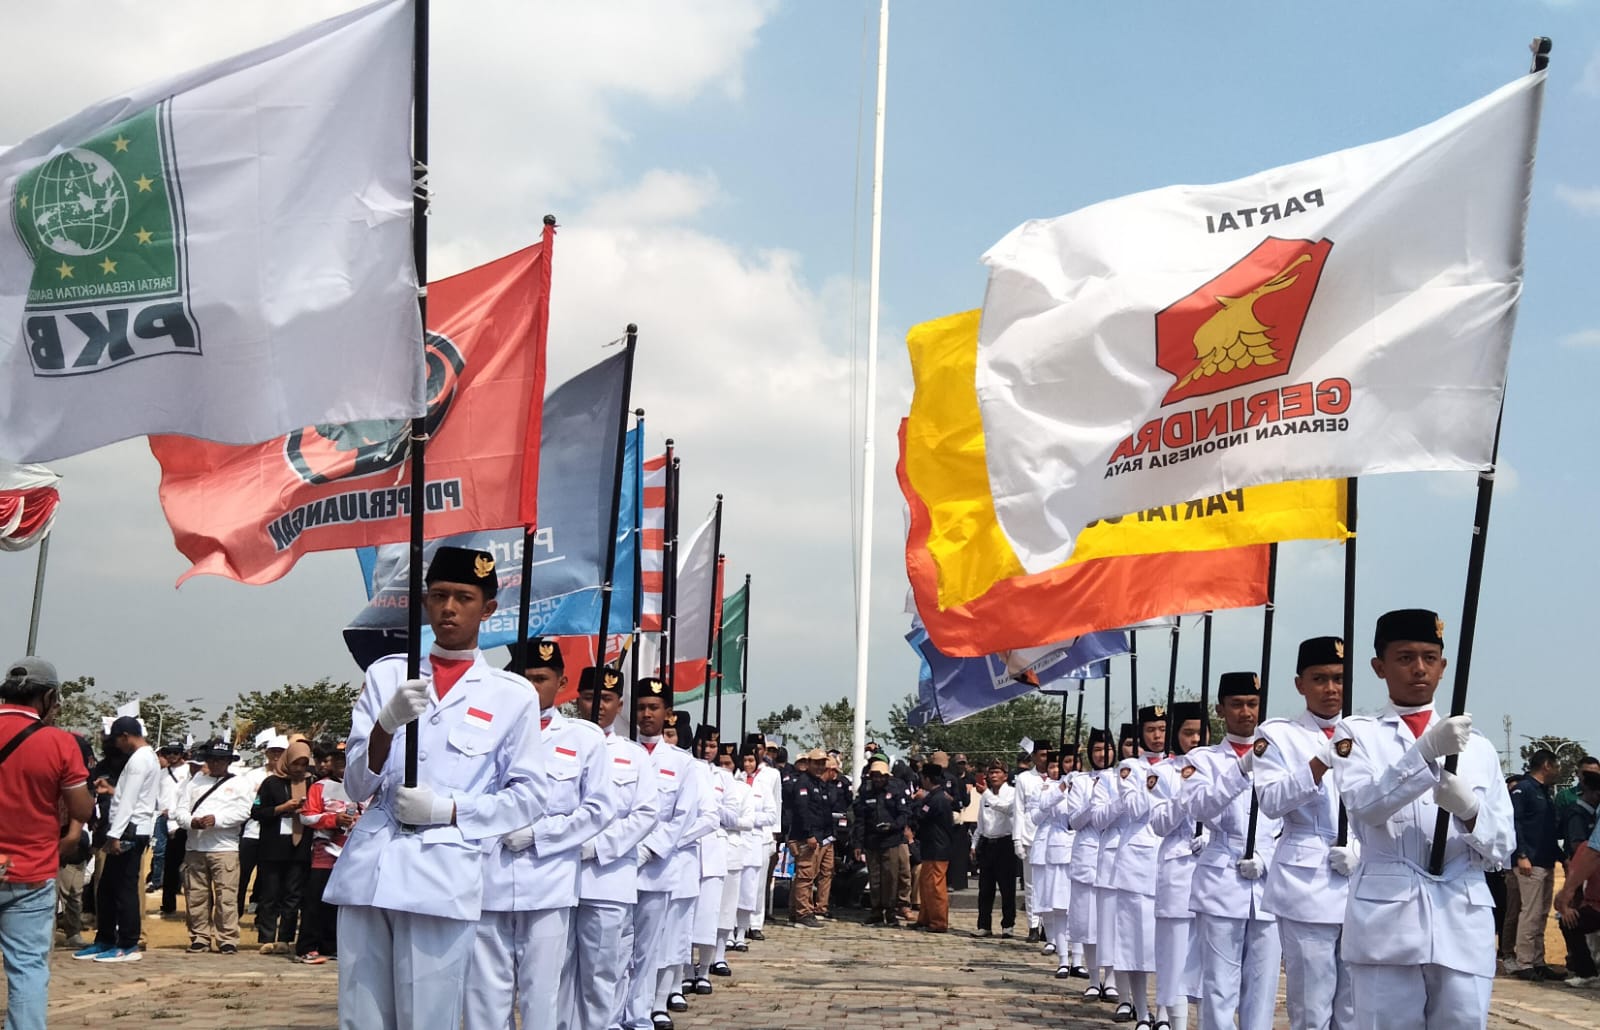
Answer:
[
  {"left": 1560, "top": 328, "right": 1600, "bottom": 349},
  {"left": 1581, "top": 46, "right": 1600, "bottom": 97},
  {"left": 1554, "top": 184, "right": 1600, "bottom": 217},
  {"left": 581, "top": 170, "right": 722, "bottom": 227}
]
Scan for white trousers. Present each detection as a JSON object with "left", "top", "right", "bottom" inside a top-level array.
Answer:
[
  {"left": 1279, "top": 917, "right": 1355, "bottom": 1030},
  {"left": 624, "top": 891, "right": 672, "bottom": 1030},
  {"left": 1349, "top": 963, "right": 1491, "bottom": 1030},
  {"left": 737, "top": 860, "right": 764, "bottom": 914},
  {"left": 336, "top": 905, "right": 474, "bottom": 1030},
  {"left": 558, "top": 899, "right": 632, "bottom": 1030},
  {"left": 693, "top": 875, "right": 725, "bottom": 945},
  {"left": 1021, "top": 858, "right": 1039, "bottom": 928},
  {"left": 1195, "top": 914, "right": 1281, "bottom": 1030},
  {"left": 464, "top": 907, "right": 572, "bottom": 1030},
  {"left": 719, "top": 867, "right": 743, "bottom": 929},
  {"left": 1154, "top": 916, "right": 1198, "bottom": 1007},
  {"left": 666, "top": 895, "right": 696, "bottom": 966}
]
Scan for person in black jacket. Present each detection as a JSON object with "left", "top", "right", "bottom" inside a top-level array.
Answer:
[
  {"left": 815, "top": 756, "right": 852, "bottom": 918},
  {"left": 911, "top": 765, "right": 954, "bottom": 933},
  {"left": 1508, "top": 749, "right": 1561, "bottom": 979},
  {"left": 785, "top": 749, "right": 831, "bottom": 928},
  {"left": 853, "top": 756, "right": 908, "bottom": 926},
  {"left": 249, "top": 736, "right": 315, "bottom": 955}
]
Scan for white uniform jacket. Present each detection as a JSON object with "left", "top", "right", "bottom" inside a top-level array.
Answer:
[
  {"left": 1064, "top": 770, "right": 1104, "bottom": 885},
  {"left": 579, "top": 733, "right": 660, "bottom": 905},
  {"left": 755, "top": 764, "right": 783, "bottom": 841},
  {"left": 1254, "top": 712, "right": 1349, "bottom": 925},
  {"left": 1087, "top": 767, "right": 1127, "bottom": 889},
  {"left": 1013, "top": 767, "right": 1046, "bottom": 857},
  {"left": 483, "top": 708, "right": 616, "bottom": 913},
  {"left": 1027, "top": 776, "right": 1074, "bottom": 867},
  {"left": 1178, "top": 742, "right": 1279, "bottom": 921},
  {"left": 722, "top": 774, "right": 759, "bottom": 870},
  {"left": 634, "top": 738, "right": 704, "bottom": 895},
  {"left": 173, "top": 770, "right": 255, "bottom": 853},
  {"left": 325, "top": 651, "right": 549, "bottom": 921},
  {"left": 1148, "top": 761, "right": 1203, "bottom": 919},
  {"left": 1110, "top": 757, "right": 1165, "bottom": 897},
  {"left": 738, "top": 770, "right": 776, "bottom": 865},
  {"left": 698, "top": 764, "right": 748, "bottom": 879},
  {"left": 1330, "top": 707, "right": 1513, "bottom": 977}
]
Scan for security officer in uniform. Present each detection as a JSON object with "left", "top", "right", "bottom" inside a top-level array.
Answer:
[
  {"left": 326, "top": 546, "right": 549, "bottom": 1030},
  {"left": 465, "top": 641, "right": 617, "bottom": 1029},
  {"left": 1254, "top": 636, "right": 1357, "bottom": 1030},
  {"left": 1331, "top": 610, "right": 1513, "bottom": 1028}
]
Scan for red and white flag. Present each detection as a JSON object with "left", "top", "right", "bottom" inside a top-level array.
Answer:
[
  {"left": 640, "top": 452, "right": 667, "bottom": 632},
  {"left": 0, "top": 461, "right": 60, "bottom": 551}
]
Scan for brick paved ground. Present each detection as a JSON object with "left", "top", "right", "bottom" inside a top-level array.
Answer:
[{"left": 9, "top": 887, "right": 1600, "bottom": 1027}]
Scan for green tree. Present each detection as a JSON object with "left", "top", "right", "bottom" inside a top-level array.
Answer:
[
  {"left": 103, "top": 690, "right": 207, "bottom": 744},
  {"left": 757, "top": 704, "right": 804, "bottom": 739},
  {"left": 53, "top": 675, "right": 103, "bottom": 738},
  {"left": 1518, "top": 734, "right": 1589, "bottom": 792},
  {"left": 805, "top": 696, "right": 881, "bottom": 758},
  {"left": 227, "top": 679, "right": 361, "bottom": 744},
  {"left": 886, "top": 691, "right": 1078, "bottom": 768}
]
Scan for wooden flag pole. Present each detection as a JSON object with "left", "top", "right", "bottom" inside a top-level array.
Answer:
[
  {"left": 1336, "top": 477, "right": 1359, "bottom": 847},
  {"left": 1428, "top": 35, "right": 1548, "bottom": 876},
  {"left": 403, "top": 0, "right": 431, "bottom": 796},
  {"left": 700, "top": 498, "right": 725, "bottom": 729},
  {"left": 590, "top": 328, "right": 638, "bottom": 724},
  {"left": 1243, "top": 543, "right": 1279, "bottom": 860}
]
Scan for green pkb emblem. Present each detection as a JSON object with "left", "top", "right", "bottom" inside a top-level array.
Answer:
[{"left": 10, "top": 103, "right": 197, "bottom": 375}]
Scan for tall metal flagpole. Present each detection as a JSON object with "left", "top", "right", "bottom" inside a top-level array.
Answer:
[
  {"left": 700, "top": 499, "right": 724, "bottom": 729},
  {"left": 1071, "top": 688, "right": 1084, "bottom": 753},
  {"left": 1102, "top": 668, "right": 1113, "bottom": 763},
  {"left": 1128, "top": 629, "right": 1140, "bottom": 729},
  {"left": 658, "top": 441, "right": 677, "bottom": 679},
  {"left": 714, "top": 556, "right": 727, "bottom": 730},
  {"left": 591, "top": 330, "right": 639, "bottom": 724},
  {"left": 25, "top": 533, "right": 50, "bottom": 655},
  {"left": 628, "top": 410, "right": 647, "bottom": 709},
  {"left": 1244, "top": 543, "right": 1279, "bottom": 860},
  {"left": 739, "top": 573, "right": 752, "bottom": 742},
  {"left": 849, "top": 0, "right": 889, "bottom": 785},
  {"left": 1165, "top": 620, "right": 1182, "bottom": 754},
  {"left": 1197, "top": 609, "right": 1213, "bottom": 835},
  {"left": 1428, "top": 35, "right": 1548, "bottom": 876},
  {"left": 1336, "top": 478, "right": 1359, "bottom": 847},
  {"left": 403, "top": 0, "right": 431, "bottom": 795}
]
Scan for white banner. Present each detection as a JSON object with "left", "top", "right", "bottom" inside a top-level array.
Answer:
[
  {"left": 0, "top": 0, "right": 421, "bottom": 462},
  {"left": 976, "top": 72, "right": 1543, "bottom": 573}
]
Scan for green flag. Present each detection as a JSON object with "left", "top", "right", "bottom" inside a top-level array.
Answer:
[{"left": 677, "top": 583, "right": 748, "bottom": 703}]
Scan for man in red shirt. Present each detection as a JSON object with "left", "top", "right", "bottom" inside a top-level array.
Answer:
[{"left": 0, "top": 657, "right": 94, "bottom": 1030}]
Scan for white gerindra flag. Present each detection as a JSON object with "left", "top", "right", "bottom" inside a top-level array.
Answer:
[
  {"left": 0, "top": 0, "right": 421, "bottom": 463},
  {"left": 975, "top": 71, "right": 1543, "bottom": 574}
]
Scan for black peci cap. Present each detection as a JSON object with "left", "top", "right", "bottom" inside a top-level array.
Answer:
[
  {"left": 425, "top": 546, "right": 498, "bottom": 595},
  {"left": 1296, "top": 636, "right": 1346, "bottom": 673},
  {"left": 508, "top": 637, "right": 564, "bottom": 674},
  {"left": 1373, "top": 609, "right": 1444, "bottom": 655},
  {"left": 1136, "top": 704, "right": 1167, "bottom": 726},
  {"left": 578, "top": 666, "right": 626, "bottom": 696},
  {"left": 1217, "top": 672, "right": 1261, "bottom": 699}
]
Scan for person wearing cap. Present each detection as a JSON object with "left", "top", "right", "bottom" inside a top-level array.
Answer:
[
  {"left": 0, "top": 657, "right": 94, "bottom": 1028},
  {"left": 624, "top": 676, "right": 705, "bottom": 1030},
  {"left": 910, "top": 762, "right": 955, "bottom": 932},
  {"left": 563, "top": 665, "right": 660, "bottom": 1030},
  {"left": 852, "top": 753, "right": 908, "bottom": 926},
  {"left": 1330, "top": 609, "right": 1513, "bottom": 1028},
  {"left": 1066, "top": 727, "right": 1115, "bottom": 998},
  {"left": 738, "top": 732, "right": 781, "bottom": 943},
  {"left": 815, "top": 753, "right": 851, "bottom": 920},
  {"left": 1253, "top": 636, "right": 1357, "bottom": 1030},
  {"left": 174, "top": 742, "right": 255, "bottom": 954},
  {"left": 324, "top": 545, "right": 549, "bottom": 1030},
  {"left": 785, "top": 747, "right": 832, "bottom": 928},
  {"left": 685, "top": 725, "right": 750, "bottom": 995},
  {"left": 1104, "top": 705, "right": 1170, "bottom": 1027},
  {"left": 1083, "top": 725, "right": 1133, "bottom": 1010},
  {"left": 654, "top": 710, "right": 710, "bottom": 1016},
  {"left": 1012, "top": 742, "right": 1051, "bottom": 941},
  {"left": 150, "top": 741, "right": 191, "bottom": 917},
  {"left": 1177, "top": 672, "right": 1282, "bottom": 1030},
  {"left": 1147, "top": 701, "right": 1207, "bottom": 1030},
  {"left": 464, "top": 643, "right": 617, "bottom": 1030},
  {"left": 708, "top": 747, "right": 756, "bottom": 976},
  {"left": 1028, "top": 744, "right": 1076, "bottom": 975},
  {"left": 77, "top": 714, "right": 159, "bottom": 963}
]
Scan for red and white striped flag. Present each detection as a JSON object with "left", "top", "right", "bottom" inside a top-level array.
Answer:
[{"left": 640, "top": 452, "right": 668, "bottom": 632}]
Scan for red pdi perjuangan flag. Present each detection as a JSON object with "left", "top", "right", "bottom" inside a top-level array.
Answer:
[{"left": 150, "top": 228, "right": 554, "bottom": 585}]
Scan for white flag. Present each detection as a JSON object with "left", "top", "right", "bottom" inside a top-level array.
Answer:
[
  {"left": 115, "top": 698, "right": 140, "bottom": 719},
  {"left": 253, "top": 727, "right": 276, "bottom": 748},
  {"left": 0, "top": 0, "right": 421, "bottom": 463},
  {"left": 975, "top": 72, "right": 1543, "bottom": 573},
  {"left": 672, "top": 507, "right": 720, "bottom": 679}
]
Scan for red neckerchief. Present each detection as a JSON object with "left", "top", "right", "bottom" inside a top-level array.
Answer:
[
  {"left": 644, "top": 742, "right": 656, "bottom": 754},
  {"left": 1229, "top": 740, "right": 1252, "bottom": 757},
  {"left": 540, "top": 716, "right": 552, "bottom": 730},
  {"left": 1400, "top": 711, "right": 1432, "bottom": 740},
  {"left": 431, "top": 656, "right": 472, "bottom": 700}
]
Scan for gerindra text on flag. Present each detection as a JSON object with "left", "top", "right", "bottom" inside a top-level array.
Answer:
[{"left": 974, "top": 71, "right": 1543, "bottom": 573}]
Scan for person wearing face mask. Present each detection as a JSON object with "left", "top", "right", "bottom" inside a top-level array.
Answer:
[
  {"left": 1253, "top": 636, "right": 1356, "bottom": 1030},
  {"left": 1330, "top": 609, "right": 1513, "bottom": 1029},
  {"left": 250, "top": 735, "right": 316, "bottom": 955}
]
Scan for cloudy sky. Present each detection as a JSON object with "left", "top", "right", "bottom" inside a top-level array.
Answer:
[{"left": 2, "top": 1, "right": 1597, "bottom": 760}]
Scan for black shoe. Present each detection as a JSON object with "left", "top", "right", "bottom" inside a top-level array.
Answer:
[
  {"left": 747, "top": 929, "right": 765, "bottom": 941},
  {"left": 1514, "top": 967, "right": 1547, "bottom": 982},
  {"left": 731, "top": 941, "right": 749, "bottom": 952},
  {"left": 651, "top": 1013, "right": 674, "bottom": 1030},
  {"left": 1042, "top": 942, "right": 1057, "bottom": 955},
  {"left": 865, "top": 913, "right": 886, "bottom": 926},
  {"left": 144, "top": 883, "right": 160, "bottom": 894},
  {"left": 1153, "top": 1020, "right": 1170, "bottom": 1030},
  {"left": 667, "top": 992, "right": 689, "bottom": 1012},
  {"left": 1025, "top": 927, "right": 1040, "bottom": 942},
  {"left": 693, "top": 977, "right": 713, "bottom": 995},
  {"left": 795, "top": 915, "right": 822, "bottom": 928},
  {"left": 1069, "top": 966, "right": 1090, "bottom": 979},
  {"left": 1135, "top": 1021, "right": 1153, "bottom": 1030},
  {"left": 885, "top": 918, "right": 902, "bottom": 928},
  {"left": 186, "top": 942, "right": 209, "bottom": 954},
  {"left": 1101, "top": 985, "right": 1120, "bottom": 1002},
  {"left": 681, "top": 979, "right": 695, "bottom": 995},
  {"left": 1082, "top": 984, "right": 1103, "bottom": 1001},
  {"left": 218, "top": 944, "right": 237, "bottom": 955},
  {"left": 710, "top": 961, "right": 732, "bottom": 976},
  {"left": 1112, "top": 1002, "right": 1137, "bottom": 1023},
  {"left": 1055, "top": 965, "right": 1071, "bottom": 979}
]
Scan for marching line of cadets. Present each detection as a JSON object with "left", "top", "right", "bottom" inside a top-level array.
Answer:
[{"left": 325, "top": 545, "right": 1515, "bottom": 1030}]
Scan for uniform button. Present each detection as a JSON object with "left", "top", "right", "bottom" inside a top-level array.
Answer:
[
  {"left": 419, "top": 752, "right": 428, "bottom": 761},
  {"left": 431, "top": 715, "right": 441, "bottom": 725}
]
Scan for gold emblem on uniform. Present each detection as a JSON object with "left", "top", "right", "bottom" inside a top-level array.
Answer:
[
  {"left": 1253, "top": 738, "right": 1269, "bottom": 757},
  {"left": 1153, "top": 705, "right": 1166, "bottom": 719},
  {"left": 1180, "top": 765, "right": 1197, "bottom": 779},
  {"left": 1119, "top": 767, "right": 1131, "bottom": 779},
  {"left": 1334, "top": 738, "right": 1353, "bottom": 759},
  {"left": 538, "top": 642, "right": 556, "bottom": 661},
  {"left": 1333, "top": 640, "right": 1345, "bottom": 659},
  {"left": 1252, "top": 674, "right": 1260, "bottom": 689},
  {"left": 1146, "top": 774, "right": 1159, "bottom": 791},
  {"left": 665, "top": 712, "right": 678, "bottom": 727},
  {"left": 1435, "top": 616, "right": 1446, "bottom": 639},
  {"left": 603, "top": 670, "right": 620, "bottom": 689},
  {"left": 474, "top": 554, "right": 496, "bottom": 579}
]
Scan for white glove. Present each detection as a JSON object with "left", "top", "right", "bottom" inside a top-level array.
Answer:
[
  {"left": 377, "top": 677, "right": 432, "bottom": 733},
  {"left": 1236, "top": 856, "right": 1265, "bottom": 880},
  {"left": 1328, "top": 846, "right": 1357, "bottom": 877},
  {"left": 1313, "top": 735, "right": 1336, "bottom": 770},
  {"left": 1416, "top": 714, "right": 1473, "bottom": 763},
  {"left": 1188, "top": 835, "right": 1205, "bottom": 856},
  {"left": 1014, "top": 842, "right": 1027, "bottom": 861},
  {"left": 502, "top": 826, "right": 535, "bottom": 852},
  {"left": 1433, "top": 769, "right": 1480, "bottom": 822},
  {"left": 581, "top": 840, "right": 598, "bottom": 862},
  {"left": 394, "top": 784, "right": 454, "bottom": 826},
  {"left": 637, "top": 844, "right": 658, "bottom": 867},
  {"left": 1236, "top": 746, "right": 1256, "bottom": 776}
]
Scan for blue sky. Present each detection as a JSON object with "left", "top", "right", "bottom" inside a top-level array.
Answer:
[{"left": 1, "top": 1, "right": 1596, "bottom": 762}]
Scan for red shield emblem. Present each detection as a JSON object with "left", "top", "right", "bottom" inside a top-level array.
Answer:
[{"left": 1156, "top": 237, "right": 1332, "bottom": 406}]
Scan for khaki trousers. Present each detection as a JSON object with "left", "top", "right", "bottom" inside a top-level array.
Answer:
[
  {"left": 915, "top": 860, "right": 949, "bottom": 931},
  {"left": 890, "top": 843, "right": 912, "bottom": 911},
  {"left": 56, "top": 861, "right": 86, "bottom": 937},
  {"left": 815, "top": 843, "right": 836, "bottom": 915},
  {"left": 787, "top": 839, "right": 823, "bottom": 919},
  {"left": 185, "top": 851, "right": 241, "bottom": 948},
  {"left": 1514, "top": 865, "right": 1554, "bottom": 968}
]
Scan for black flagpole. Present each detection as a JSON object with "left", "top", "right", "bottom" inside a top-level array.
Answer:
[
  {"left": 714, "top": 556, "right": 727, "bottom": 731},
  {"left": 590, "top": 328, "right": 638, "bottom": 724},
  {"left": 1102, "top": 668, "right": 1112, "bottom": 766},
  {"left": 1057, "top": 691, "right": 1068, "bottom": 752},
  {"left": 1128, "top": 629, "right": 1139, "bottom": 734},
  {"left": 1244, "top": 543, "right": 1279, "bottom": 859},
  {"left": 700, "top": 497, "right": 724, "bottom": 729},
  {"left": 627, "top": 409, "right": 647, "bottom": 717},
  {"left": 1165, "top": 620, "right": 1181, "bottom": 755},
  {"left": 403, "top": 0, "right": 430, "bottom": 796},
  {"left": 1199, "top": 611, "right": 1213, "bottom": 745},
  {"left": 1071, "top": 688, "right": 1084, "bottom": 753},
  {"left": 1336, "top": 478, "right": 1359, "bottom": 847},
  {"left": 1428, "top": 35, "right": 1547, "bottom": 876},
  {"left": 739, "top": 573, "right": 752, "bottom": 743}
]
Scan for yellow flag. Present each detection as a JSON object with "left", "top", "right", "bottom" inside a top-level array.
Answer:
[{"left": 906, "top": 310, "right": 1350, "bottom": 610}]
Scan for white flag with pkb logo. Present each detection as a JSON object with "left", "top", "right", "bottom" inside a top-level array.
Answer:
[
  {"left": 0, "top": 0, "right": 422, "bottom": 463},
  {"left": 974, "top": 71, "right": 1543, "bottom": 574}
]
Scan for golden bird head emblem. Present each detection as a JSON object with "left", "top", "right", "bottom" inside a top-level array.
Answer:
[
  {"left": 538, "top": 642, "right": 556, "bottom": 661},
  {"left": 603, "top": 670, "right": 620, "bottom": 689},
  {"left": 474, "top": 554, "right": 495, "bottom": 579},
  {"left": 1333, "top": 640, "right": 1345, "bottom": 659},
  {"left": 1173, "top": 254, "right": 1311, "bottom": 392}
]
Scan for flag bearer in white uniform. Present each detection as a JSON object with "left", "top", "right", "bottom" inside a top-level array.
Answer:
[
  {"left": 659, "top": 713, "right": 715, "bottom": 1017},
  {"left": 464, "top": 642, "right": 617, "bottom": 1030},
  {"left": 1178, "top": 671, "right": 1281, "bottom": 1030},
  {"left": 1148, "top": 702, "right": 1206, "bottom": 1030},
  {"left": 1254, "top": 636, "right": 1357, "bottom": 1030},
  {"left": 561, "top": 666, "right": 660, "bottom": 1030},
  {"left": 710, "top": 747, "right": 755, "bottom": 974},
  {"left": 1331, "top": 609, "right": 1513, "bottom": 1030},
  {"left": 1109, "top": 706, "right": 1169, "bottom": 1028},
  {"left": 1012, "top": 743, "right": 1050, "bottom": 941},
  {"left": 326, "top": 546, "right": 549, "bottom": 1030},
  {"left": 688, "top": 733, "right": 749, "bottom": 993},
  {"left": 732, "top": 745, "right": 777, "bottom": 949},
  {"left": 624, "top": 679, "right": 704, "bottom": 1030},
  {"left": 1027, "top": 744, "right": 1077, "bottom": 978},
  {"left": 1066, "top": 728, "right": 1113, "bottom": 999},
  {"left": 1051, "top": 743, "right": 1084, "bottom": 972},
  {"left": 1086, "top": 724, "right": 1134, "bottom": 1011}
]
